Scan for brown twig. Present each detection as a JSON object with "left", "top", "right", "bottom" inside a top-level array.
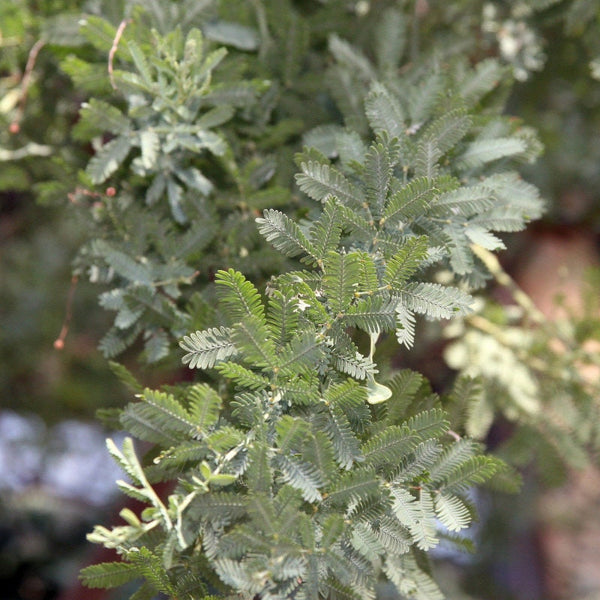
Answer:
[
  {"left": 109, "top": 19, "right": 131, "bottom": 90},
  {"left": 53, "top": 275, "right": 79, "bottom": 350},
  {"left": 10, "top": 39, "right": 45, "bottom": 133}
]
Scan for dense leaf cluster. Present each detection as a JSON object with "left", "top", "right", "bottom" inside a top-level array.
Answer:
[
  {"left": 5, "top": 1, "right": 600, "bottom": 599},
  {"left": 75, "top": 4, "right": 544, "bottom": 596}
]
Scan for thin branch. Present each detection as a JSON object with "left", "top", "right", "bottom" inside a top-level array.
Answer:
[
  {"left": 109, "top": 19, "right": 131, "bottom": 90},
  {"left": 10, "top": 39, "right": 45, "bottom": 132},
  {"left": 470, "top": 243, "right": 547, "bottom": 325},
  {"left": 54, "top": 275, "right": 79, "bottom": 350}
]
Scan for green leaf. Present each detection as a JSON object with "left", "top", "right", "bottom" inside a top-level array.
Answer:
[
  {"left": 309, "top": 198, "right": 344, "bottom": 261},
  {"left": 385, "top": 553, "right": 444, "bottom": 600},
  {"left": 215, "top": 269, "right": 265, "bottom": 323},
  {"left": 321, "top": 514, "right": 345, "bottom": 549},
  {"left": 365, "top": 82, "right": 406, "bottom": 138},
  {"left": 139, "top": 129, "right": 160, "bottom": 169},
  {"left": 329, "top": 34, "right": 375, "bottom": 82},
  {"left": 74, "top": 99, "right": 130, "bottom": 140},
  {"left": 397, "top": 283, "right": 473, "bottom": 319},
  {"left": 364, "top": 138, "right": 395, "bottom": 217},
  {"left": 203, "top": 21, "right": 259, "bottom": 50},
  {"left": 331, "top": 332, "right": 378, "bottom": 380},
  {"left": 432, "top": 184, "right": 496, "bottom": 217},
  {"left": 327, "top": 467, "right": 380, "bottom": 506},
  {"left": 343, "top": 296, "right": 397, "bottom": 334},
  {"left": 180, "top": 326, "right": 237, "bottom": 369},
  {"left": 459, "top": 58, "right": 506, "bottom": 105},
  {"left": 127, "top": 40, "right": 154, "bottom": 87},
  {"left": 382, "top": 178, "right": 439, "bottom": 226},
  {"left": 390, "top": 487, "right": 438, "bottom": 550},
  {"left": 295, "top": 160, "right": 366, "bottom": 209},
  {"left": 395, "top": 305, "right": 417, "bottom": 348},
  {"left": 231, "top": 316, "right": 278, "bottom": 369},
  {"left": 420, "top": 108, "right": 472, "bottom": 156},
  {"left": 459, "top": 137, "right": 527, "bottom": 169},
  {"left": 434, "top": 492, "right": 471, "bottom": 532},
  {"left": 316, "top": 406, "right": 362, "bottom": 469},
  {"left": 303, "top": 430, "right": 336, "bottom": 488},
  {"left": 362, "top": 425, "right": 421, "bottom": 469},
  {"left": 323, "top": 251, "right": 361, "bottom": 315},
  {"left": 216, "top": 362, "right": 270, "bottom": 390},
  {"left": 375, "top": 8, "right": 407, "bottom": 70},
  {"left": 126, "top": 547, "right": 176, "bottom": 596},
  {"left": 108, "top": 361, "right": 143, "bottom": 394},
  {"left": 275, "top": 454, "right": 322, "bottom": 502},
  {"left": 436, "top": 455, "right": 501, "bottom": 494},
  {"left": 87, "top": 135, "right": 132, "bottom": 184},
  {"left": 256, "top": 209, "right": 318, "bottom": 264},
  {"left": 187, "top": 383, "right": 222, "bottom": 432},
  {"left": 405, "top": 408, "right": 449, "bottom": 440},
  {"left": 373, "top": 516, "right": 411, "bottom": 555},
  {"left": 383, "top": 236, "right": 430, "bottom": 290},
  {"left": 267, "top": 290, "right": 300, "bottom": 346},
  {"left": 120, "top": 388, "right": 195, "bottom": 446},
  {"left": 79, "top": 561, "right": 138, "bottom": 589},
  {"left": 277, "top": 330, "right": 324, "bottom": 375},
  {"left": 246, "top": 443, "right": 272, "bottom": 494},
  {"left": 415, "top": 138, "right": 441, "bottom": 180}
]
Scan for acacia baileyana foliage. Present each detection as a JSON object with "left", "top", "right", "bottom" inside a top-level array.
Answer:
[
  {"left": 78, "top": 6, "right": 546, "bottom": 596},
  {"left": 17, "top": 1, "right": 589, "bottom": 599}
]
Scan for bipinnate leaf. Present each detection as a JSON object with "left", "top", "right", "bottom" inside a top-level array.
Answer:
[
  {"left": 79, "top": 561, "right": 138, "bottom": 589},
  {"left": 180, "top": 326, "right": 237, "bottom": 369},
  {"left": 215, "top": 269, "right": 266, "bottom": 323},
  {"left": 87, "top": 136, "right": 132, "bottom": 184},
  {"left": 365, "top": 82, "right": 406, "bottom": 138},
  {"left": 391, "top": 488, "right": 438, "bottom": 550},
  {"left": 256, "top": 209, "right": 318, "bottom": 264},
  {"left": 434, "top": 492, "right": 471, "bottom": 532},
  {"left": 295, "top": 160, "right": 365, "bottom": 209},
  {"left": 323, "top": 251, "right": 361, "bottom": 315}
]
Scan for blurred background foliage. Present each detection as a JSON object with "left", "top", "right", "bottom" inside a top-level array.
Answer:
[{"left": 1, "top": 1, "right": 599, "bottom": 599}]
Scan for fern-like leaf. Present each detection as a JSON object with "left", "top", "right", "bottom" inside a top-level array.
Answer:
[
  {"left": 256, "top": 209, "right": 319, "bottom": 264},
  {"left": 295, "top": 160, "right": 365, "bottom": 209},
  {"left": 216, "top": 362, "right": 270, "bottom": 390},
  {"left": 180, "top": 326, "right": 237, "bottom": 369},
  {"left": 309, "top": 198, "right": 344, "bottom": 261},
  {"left": 434, "top": 492, "right": 471, "bottom": 532},
  {"left": 382, "top": 178, "right": 439, "bottom": 226},
  {"left": 315, "top": 406, "right": 363, "bottom": 470},
  {"left": 397, "top": 282, "right": 473, "bottom": 319},
  {"left": 364, "top": 82, "right": 406, "bottom": 139},
  {"left": 458, "top": 137, "right": 527, "bottom": 169},
  {"left": 231, "top": 316, "right": 278, "bottom": 370},
  {"left": 187, "top": 383, "right": 222, "bottom": 432},
  {"left": 87, "top": 135, "right": 132, "bottom": 184},
  {"left": 79, "top": 561, "right": 139, "bottom": 589},
  {"left": 215, "top": 269, "right": 266, "bottom": 323},
  {"left": 343, "top": 296, "right": 397, "bottom": 334},
  {"left": 323, "top": 251, "right": 361, "bottom": 315},
  {"left": 420, "top": 108, "right": 472, "bottom": 155},
  {"left": 383, "top": 236, "right": 430, "bottom": 290},
  {"left": 390, "top": 488, "right": 438, "bottom": 550},
  {"left": 362, "top": 425, "right": 421, "bottom": 470}
]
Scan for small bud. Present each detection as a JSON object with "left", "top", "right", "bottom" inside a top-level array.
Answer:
[
  {"left": 53, "top": 339, "right": 65, "bottom": 350},
  {"left": 106, "top": 186, "right": 116, "bottom": 197},
  {"left": 9, "top": 122, "right": 20, "bottom": 134}
]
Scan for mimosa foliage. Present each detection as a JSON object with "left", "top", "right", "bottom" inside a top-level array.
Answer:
[{"left": 13, "top": 1, "right": 595, "bottom": 599}]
